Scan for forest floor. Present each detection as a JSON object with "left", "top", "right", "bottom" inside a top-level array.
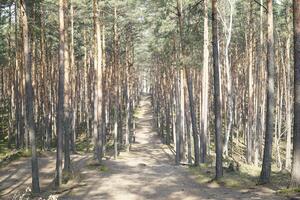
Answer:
[{"left": 0, "top": 95, "right": 291, "bottom": 200}]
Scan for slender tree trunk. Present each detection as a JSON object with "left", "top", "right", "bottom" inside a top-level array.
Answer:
[
  {"left": 14, "top": 0, "right": 21, "bottom": 150},
  {"left": 285, "top": 28, "right": 292, "bottom": 170},
  {"left": 221, "top": 0, "right": 234, "bottom": 157},
  {"left": 113, "top": 2, "right": 118, "bottom": 160},
  {"left": 70, "top": 2, "right": 76, "bottom": 153},
  {"left": 176, "top": 0, "right": 186, "bottom": 163}
]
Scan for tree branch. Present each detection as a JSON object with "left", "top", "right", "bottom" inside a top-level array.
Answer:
[{"left": 253, "top": 0, "right": 267, "bottom": 12}]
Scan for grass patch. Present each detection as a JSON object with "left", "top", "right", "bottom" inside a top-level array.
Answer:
[
  {"left": 86, "top": 160, "right": 109, "bottom": 173},
  {"left": 134, "top": 108, "right": 143, "bottom": 118},
  {"left": 277, "top": 187, "right": 300, "bottom": 195},
  {"left": 189, "top": 165, "right": 214, "bottom": 184},
  {"left": 189, "top": 162, "right": 291, "bottom": 190},
  {"left": 99, "top": 165, "right": 109, "bottom": 172}
]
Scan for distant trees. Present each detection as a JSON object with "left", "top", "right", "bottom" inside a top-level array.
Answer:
[
  {"left": 0, "top": 0, "right": 141, "bottom": 191},
  {"left": 148, "top": 0, "right": 298, "bottom": 183}
]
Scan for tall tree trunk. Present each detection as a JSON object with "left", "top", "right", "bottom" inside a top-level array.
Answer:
[
  {"left": 285, "top": 23, "right": 292, "bottom": 170},
  {"left": 113, "top": 1, "right": 118, "bottom": 160},
  {"left": 70, "top": 2, "right": 76, "bottom": 153},
  {"left": 14, "top": 0, "right": 21, "bottom": 150},
  {"left": 176, "top": 0, "right": 186, "bottom": 164},
  {"left": 291, "top": 0, "right": 300, "bottom": 188},
  {"left": 63, "top": 0, "right": 71, "bottom": 173},
  {"left": 20, "top": 0, "right": 40, "bottom": 193},
  {"left": 221, "top": 0, "right": 234, "bottom": 157},
  {"left": 259, "top": 0, "right": 275, "bottom": 184},
  {"left": 93, "top": 0, "right": 103, "bottom": 163},
  {"left": 186, "top": 68, "right": 200, "bottom": 166},
  {"left": 56, "top": 0, "right": 65, "bottom": 187},
  {"left": 212, "top": 0, "right": 223, "bottom": 180},
  {"left": 200, "top": 0, "right": 209, "bottom": 163}
]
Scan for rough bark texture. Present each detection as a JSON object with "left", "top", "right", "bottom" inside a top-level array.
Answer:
[
  {"left": 212, "top": 0, "right": 223, "bottom": 180},
  {"left": 56, "top": 0, "right": 65, "bottom": 187},
  {"left": 259, "top": 0, "right": 275, "bottom": 184},
  {"left": 291, "top": 0, "right": 300, "bottom": 188},
  {"left": 186, "top": 68, "right": 200, "bottom": 166},
  {"left": 63, "top": 0, "right": 71, "bottom": 174},
  {"left": 21, "top": 0, "right": 40, "bottom": 193},
  {"left": 93, "top": 0, "right": 103, "bottom": 163}
]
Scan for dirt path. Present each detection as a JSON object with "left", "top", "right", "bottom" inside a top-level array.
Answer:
[
  {"left": 61, "top": 95, "right": 285, "bottom": 200},
  {"left": 0, "top": 95, "right": 286, "bottom": 199}
]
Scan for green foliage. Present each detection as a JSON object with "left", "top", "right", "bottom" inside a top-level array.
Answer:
[
  {"left": 75, "top": 136, "right": 93, "bottom": 153},
  {"left": 0, "top": 149, "right": 31, "bottom": 167},
  {"left": 278, "top": 187, "right": 300, "bottom": 195}
]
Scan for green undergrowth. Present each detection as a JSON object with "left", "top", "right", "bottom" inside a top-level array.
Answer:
[
  {"left": 277, "top": 187, "right": 300, "bottom": 196},
  {"left": 75, "top": 135, "right": 93, "bottom": 153},
  {"left": 0, "top": 137, "right": 12, "bottom": 160},
  {"left": 0, "top": 149, "right": 31, "bottom": 167},
  {"left": 189, "top": 162, "right": 291, "bottom": 191},
  {"left": 87, "top": 160, "right": 109, "bottom": 172}
]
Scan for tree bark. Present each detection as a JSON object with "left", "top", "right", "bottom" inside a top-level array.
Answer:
[
  {"left": 93, "top": 0, "right": 103, "bottom": 163},
  {"left": 56, "top": 0, "right": 65, "bottom": 187},
  {"left": 63, "top": 0, "right": 71, "bottom": 174},
  {"left": 212, "top": 0, "right": 223, "bottom": 180},
  {"left": 21, "top": 0, "right": 40, "bottom": 193},
  {"left": 200, "top": 0, "right": 209, "bottom": 163},
  {"left": 291, "top": 0, "right": 300, "bottom": 188},
  {"left": 259, "top": 0, "right": 275, "bottom": 184}
]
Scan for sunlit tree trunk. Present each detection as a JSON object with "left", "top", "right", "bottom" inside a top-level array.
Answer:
[
  {"left": 200, "top": 0, "right": 209, "bottom": 163},
  {"left": 285, "top": 10, "right": 292, "bottom": 171},
  {"left": 93, "top": 0, "right": 103, "bottom": 163}
]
